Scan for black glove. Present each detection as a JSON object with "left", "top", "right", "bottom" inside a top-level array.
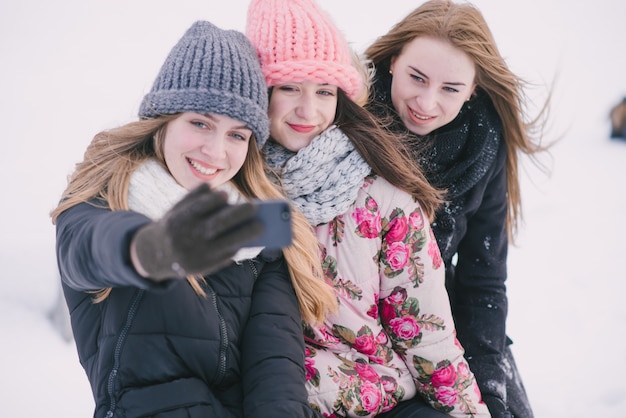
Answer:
[
  {"left": 483, "top": 395, "right": 512, "bottom": 418},
  {"left": 132, "top": 183, "right": 264, "bottom": 281}
]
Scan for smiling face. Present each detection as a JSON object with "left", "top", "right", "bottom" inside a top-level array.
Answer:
[
  {"left": 163, "top": 112, "right": 252, "bottom": 190},
  {"left": 389, "top": 36, "right": 476, "bottom": 136},
  {"left": 268, "top": 81, "right": 338, "bottom": 151}
]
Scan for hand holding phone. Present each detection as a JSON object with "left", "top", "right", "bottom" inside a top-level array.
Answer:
[{"left": 244, "top": 200, "right": 293, "bottom": 248}]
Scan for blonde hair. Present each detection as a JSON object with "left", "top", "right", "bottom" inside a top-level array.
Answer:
[
  {"left": 365, "top": 0, "right": 551, "bottom": 238},
  {"left": 51, "top": 115, "right": 337, "bottom": 325}
]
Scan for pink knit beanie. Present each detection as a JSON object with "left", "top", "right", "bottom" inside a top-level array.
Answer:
[{"left": 245, "top": 0, "right": 364, "bottom": 101}]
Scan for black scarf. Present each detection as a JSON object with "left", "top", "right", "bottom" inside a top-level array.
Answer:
[{"left": 369, "top": 72, "right": 502, "bottom": 234}]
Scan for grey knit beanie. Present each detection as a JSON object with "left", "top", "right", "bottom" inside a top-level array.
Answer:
[{"left": 139, "top": 20, "right": 269, "bottom": 147}]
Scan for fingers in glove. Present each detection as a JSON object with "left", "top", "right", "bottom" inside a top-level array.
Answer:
[
  {"left": 195, "top": 202, "right": 259, "bottom": 241},
  {"left": 167, "top": 183, "right": 229, "bottom": 221},
  {"left": 208, "top": 218, "right": 265, "bottom": 250},
  {"left": 180, "top": 219, "right": 264, "bottom": 276}
]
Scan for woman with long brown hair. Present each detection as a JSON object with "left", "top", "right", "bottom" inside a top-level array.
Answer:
[
  {"left": 246, "top": 0, "right": 489, "bottom": 417},
  {"left": 365, "top": 1, "right": 550, "bottom": 416}
]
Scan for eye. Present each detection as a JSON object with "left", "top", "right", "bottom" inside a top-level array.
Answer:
[
  {"left": 317, "top": 89, "right": 336, "bottom": 97},
  {"left": 229, "top": 130, "right": 251, "bottom": 142},
  {"left": 277, "top": 85, "right": 298, "bottom": 93},
  {"left": 410, "top": 74, "right": 425, "bottom": 83},
  {"left": 443, "top": 86, "right": 460, "bottom": 93},
  {"left": 191, "top": 120, "right": 209, "bottom": 129}
]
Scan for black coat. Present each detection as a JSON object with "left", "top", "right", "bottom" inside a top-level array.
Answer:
[
  {"left": 56, "top": 201, "right": 320, "bottom": 418},
  {"left": 370, "top": 75, "right": 533, "bottom": 417}
]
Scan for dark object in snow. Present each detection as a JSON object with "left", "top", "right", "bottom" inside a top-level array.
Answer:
[{"left": 610, "top": 97, "right": 626, "bottom": 139}]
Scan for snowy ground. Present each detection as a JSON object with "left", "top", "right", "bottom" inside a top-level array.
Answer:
[{"left": 1, "top": 0, "right": 624, "bottom": 417}]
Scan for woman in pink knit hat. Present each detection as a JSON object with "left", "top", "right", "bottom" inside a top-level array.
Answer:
[{"left": 246, "top": 1, "right": 490, "bottom": 417}]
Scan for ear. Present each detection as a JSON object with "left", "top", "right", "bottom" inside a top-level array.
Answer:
[
  {"left": 468, "top": 83, "right": 477, "bottom": 100},
  {"left": 389, "top": 55, "right": 397, "bottom": 74}
]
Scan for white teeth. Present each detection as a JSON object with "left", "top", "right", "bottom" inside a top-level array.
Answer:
[
  {"left": 411, "top": 110, "right": 430, "bottom": 120},
  {"left": 189, "top": 159, "right": 217, "bottom": 175}
]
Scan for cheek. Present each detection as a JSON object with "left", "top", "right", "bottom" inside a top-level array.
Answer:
[
  {"left": 322, "top": 102, "right": 337, "bottom": 126},
  {"left": 445, "top": 100, "right": 467, "bottom": 120},
  {"left": 389, "top": 77, "right": 408, "bottom": 109},
  {"left": 231, "top": 145, "right": 249, "bottom": 171},
  {"left": 269, "top": 118, "right": 286, "bottom": 144},
  {"left": 162, "top": 137, "right": 177, "bottom": 168}
]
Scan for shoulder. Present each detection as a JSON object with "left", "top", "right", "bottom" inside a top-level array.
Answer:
[{"left": 359, "top": 174, "right": 421, "bottom": 212}]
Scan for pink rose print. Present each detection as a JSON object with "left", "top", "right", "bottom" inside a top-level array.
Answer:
[
  {"left": 367, "top": 303, "right": 378, "bottom": 318},
  {"left": 387, "top": 288, "right": 407, "bottom": 305},
  {"left": 355, "top": 362, "right": 380, "bottom": 383},
  {"left": 304, "top": 357, "right": 316, "bottom": 382},
  {"left": 381, "top": 376, "right": 398, "bottom": 394},
  {"left": 369, "top": 356, "right": 385, "bottom": 365},
  {"left": 365, "top": 197, "right": 378, "bottom": 211},
  {"left": 354, "top": 334, "right": 378, "bottom": 355},
  {"left": 352, "top": 207, "right": 382, "bottom": 239},
  {"left": 389, "top": 316, "right": 421, "bottom": 340},
  {"left": 375, "top": 331, "right": 389, "bottom": 345},
  {"left": 359, "top": 381, "right": 383, "bottom": 413},
  {"left": 385, "top": 216, "right": 409, "bottom": 244},
  {"left": 432, "top": 363, "right": 457, "bottom": 387},
  {"left": 458, "top": 362, "right": 471, "bottom": 381},
  {"left": 386, "top": 241, "right": 410, "bottom": 270},
  {"left": 435, "top": 386, "right": 458, "bottom": 407},
  {"left": 409, "top": 210, "right": 424, "bottom": 230},
  {"left": 474, "top": 382, "right": 484, "bottom": 402},
  {"left": 316, "top": 324, "right": 341, "bottom": 344},
  {"left": 381, "top": 300, "right": 397, "bottom": 322},
  {"left": 454, "top": 336, "right": 463, "bottom": 351},
  {"left": 428, "top": 240, "right": 443, "bottom": 269}
]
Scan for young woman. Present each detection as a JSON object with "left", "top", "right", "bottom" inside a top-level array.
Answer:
[
  {"left": 246, "top": 1, "right": 490, "bottom": 417},
  {"left": 50, "top": 20, "right": 335, "bottom": 418},
  {"left": 365, "top": 1, "right": 550, "bottom": 417}
]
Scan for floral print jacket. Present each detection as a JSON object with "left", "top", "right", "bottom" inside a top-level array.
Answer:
[{"left": 304, "top": 174, "right": 490, "bottom": 418}]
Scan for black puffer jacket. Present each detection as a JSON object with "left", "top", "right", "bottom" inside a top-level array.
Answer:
[
  {"left": 56, "top": 201, "right": 320, "bottom": 418},
  {"left": 370, "top": 72, "right": 534, "bottom": 418}
]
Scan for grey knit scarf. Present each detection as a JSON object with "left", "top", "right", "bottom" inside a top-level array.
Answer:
[{"left": 264, "top": 126, "right": 372, "bottom": 226}]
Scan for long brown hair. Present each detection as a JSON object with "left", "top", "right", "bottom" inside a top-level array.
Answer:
[
  {"left": 51, "top": 114, "right": 337, "bottom": 325},
  {"left": 365, "top": 0, "right": 551, "bottom": 238}
]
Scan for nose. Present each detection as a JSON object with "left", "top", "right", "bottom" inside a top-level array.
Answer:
[
  {"left": 294, "top": 91, "right": 316, "bottom": 120},
  {"left": 200, "top": 134, "right": 226, "bottom": 159},
  {"left": 415, "top": 88, "right": 436, "bottom": 112}
]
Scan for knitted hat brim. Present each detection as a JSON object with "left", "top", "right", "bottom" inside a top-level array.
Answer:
[
  {"left": 262, "top": 60, "right": 363, "bottom": 100},
  {"left": 139, "top": 88, "right": 269, "bottom": 147}
]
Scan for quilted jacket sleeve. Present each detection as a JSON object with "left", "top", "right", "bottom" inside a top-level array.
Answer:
[
  {"left": 376, "top": 185, "right": 491, "bottom": 418},
  {"left": 452, "top": 144, "right": 510, "bottom": 417},
  {"left": 55, "top": 201, "right": 165, "bottom": 291},
  {"left": 241, "top": 251, "right": 323, "bottom": 418}
]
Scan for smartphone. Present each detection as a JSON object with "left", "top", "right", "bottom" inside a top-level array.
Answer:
[{"left": 244, "top": 200, "right": 293, "bottom": 248}]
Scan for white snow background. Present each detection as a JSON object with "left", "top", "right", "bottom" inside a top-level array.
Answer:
[{"left": 1, "top": 0, "right": 624, "bottom": 416}]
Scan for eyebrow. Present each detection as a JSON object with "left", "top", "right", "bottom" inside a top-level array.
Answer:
[
  {"left": 409, "top": 66, "right": 467, "bottom": 86},
  {"left": 203, "top": 113, "right": 251, "bottom": 131}
]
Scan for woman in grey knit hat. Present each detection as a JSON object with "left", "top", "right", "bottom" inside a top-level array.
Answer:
[{"left": 51, "top": 20, "right": 335, "bottom": 418}]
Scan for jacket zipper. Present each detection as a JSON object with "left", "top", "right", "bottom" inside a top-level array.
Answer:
[
  {"left": 210, "top": 260, "right": 258, "bottom": 384},
  {"left": 105, "top": 289, "right": 145, "bottom": 418},
  {"left": 206, "top": 282, "right": 229, "bottom": 383}
]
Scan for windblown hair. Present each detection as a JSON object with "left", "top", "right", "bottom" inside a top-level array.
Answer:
[
  {"left": 365, "top": 0, "right": 550, "bottom": 237},
  {"left": 335, "top": 88, "right": 443, "bottom": 220},
  {"left": 50, "top": 115, "right": 337, "bottom": 325}
]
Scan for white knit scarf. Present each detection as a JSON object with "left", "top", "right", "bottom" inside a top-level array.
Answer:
[
  {"left": 128, "top": 159, "right": 263, "bottom": 263},
  {"left": 264, "top": 125, "right": 371, "bottom": 226}
]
